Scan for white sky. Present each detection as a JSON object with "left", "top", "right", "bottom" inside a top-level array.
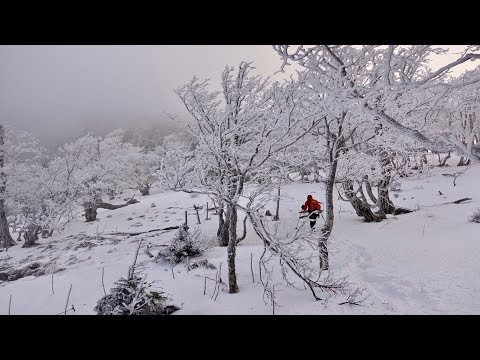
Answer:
[{"left": 0, "top": 45, "right": 475, "bottom": 144}]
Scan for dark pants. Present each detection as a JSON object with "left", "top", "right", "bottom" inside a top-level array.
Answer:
[{"left": 308, "top": 211, "right": 319, "bottom": 228}]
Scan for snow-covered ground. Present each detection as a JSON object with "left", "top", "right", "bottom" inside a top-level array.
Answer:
[{"left": 1, "top": 159, "right": 479, "bottom": 315}]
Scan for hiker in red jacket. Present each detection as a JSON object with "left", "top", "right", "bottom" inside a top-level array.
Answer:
[{"left": 301, "top": 195, "right": 322, "bottom": 230}]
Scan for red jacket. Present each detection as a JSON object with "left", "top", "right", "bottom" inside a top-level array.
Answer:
[{"left": 302, "top": 195, "right": 321, "bottom": 212}]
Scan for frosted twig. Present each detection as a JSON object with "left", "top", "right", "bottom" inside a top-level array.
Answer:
[
  {"left": 250, "top": 253, "right": 255, "bottom": 283},
  {"left": 101, "top": 267, "right": 106, "bottom": 296},
  {"left": 51, "top": 263, "right": 55, "bottom": 295},
  {"left": 8, "top": 294, "right": 12, "bottom": 315},
  {"left": 272, "top": 285, "right": 275, "bottom": 315},
  {"left": 211, "top": 264, "right": 220, "bottom": 299},
  {"left": 102, "top": 221, "right": 108, "bottom": 234},
  {"left": 64, "top": 284, "right": 72, "bottom": 315},
  {"left": 338, "top": 287, "right": 369, "bottom": 306},
  {"left": 127, "top": 239, "right": 143, "bottom": 280}
]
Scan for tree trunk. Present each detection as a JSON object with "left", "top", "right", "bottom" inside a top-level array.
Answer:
[
  {"left": 313, "top": 164, "right": 321, "bottom": 183},
  {"left": 319, "top": 159, "right": 339, "bottom": 271},
  {"left": 22, "top": 224, "right": 42, "bottom": 248},
  {"left": 377, "top": 150, "right": 396, "bottom": 215},
  {"left": 377, "top": 177, "right": 396, "bottom": 215},
  {"left": 84, "top": 202, "right": 98, "bottom": 222},
  {"left": 438, "top": 152, "right": 451, "bottom": 167},
  {"left": 227, "top": 205, "right": 239, "bottom": 293},
  {"left": 273, "top": 185, "right": 280, "bottom": 221},
  {"left": 139, "top": 185, "right": 150, "bottom": 196},
  {"left": 217, "top": 204, "right": 230, "bottom": 247},
  {"left": 0, "top": 200, "right": 15, "bottom": 248},
  {"left": 236, "top": 215, "right": 248, "bottom": 245},
  {"left": 343, "top": 180, "right": 386, "bottom": 222},
  {"left": 364, "top": 175, "right": 377, "bottom": 204},
  {"left": 217, "top": 204, "right": 225, "bottom": 245},
  {"left": 457, "top": 157, "right": 470, "bottom": 166},
  {"left": 358, "top": 180, "right": 372, "bottom": 206},
  {"left": 0, "top": 125, "right": 15, "bottom": 248}
]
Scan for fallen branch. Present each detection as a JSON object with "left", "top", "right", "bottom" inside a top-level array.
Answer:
[
  {"left": 450, "top": 197, "right": 472, "bottom": 204},
  {"left": 338, "top": 287, "right": 368, "bottom": 307},
  {"left": 107, "top": 226, "right": 180, "bottom": 237},
  {"left": 442, "top": 166, "right": 469, "bottom": 187},
  {"left": 420, "top": 197, "right": 474, "bottom": 210},
  {"left": 392, "top": 207, "right": 414, "bottom": 215},
  {"left": 97, "top": 197, "right": 140, "bottom": 210}
]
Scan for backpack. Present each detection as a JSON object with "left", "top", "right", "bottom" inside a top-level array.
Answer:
[{"left": 311, "top": 199, "right": 321, "bottom": 211}]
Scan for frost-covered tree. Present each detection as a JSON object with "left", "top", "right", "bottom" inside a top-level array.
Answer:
[
  {"left": 424, "top": 69, "right": 480, "bottom": 165},
  {"left": 123, "top": 123, "right": 171, "bottom": 151},
  {"left": 0, "top": 125, "right": 41, "bottom": 248},
  {"left": 173, "top": 62, "right": 321, "bottom": 293},
  {"left": 273, "top": 45, "right": 480, "bottom": 269},
  {"left": 122, "top": 149, "right": 162, "bottom": 196},
  {"left": 158, "top": 132, "right": 196, "bottom": 192},
  {"left": 49, "top": 130, "right": 143, "bottom": 222},
  {"left": 274, "top": 45, "right": 480, "bottom": 160}
]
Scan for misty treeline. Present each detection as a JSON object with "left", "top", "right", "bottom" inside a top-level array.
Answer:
[
  {"left": 2, "top": 45, "right": 480, "bottom": 301},
  {"left": 0, "top": 124, "right": 196, "bottom": 248}
]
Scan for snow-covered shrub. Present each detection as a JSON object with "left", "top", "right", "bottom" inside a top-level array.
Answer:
[
  {"left": 94, "top": 275, "right": 177, "bottom": 315},
  {"left": 469, "top": 209, "right": 480, "bottom": 223},
  {"left": 156, "top": 225, "right": 211, "bottom": 264}
]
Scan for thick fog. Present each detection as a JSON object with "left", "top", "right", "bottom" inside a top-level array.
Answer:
[{"left": 0, "top": 45, "right": 470, "bottom": 148}]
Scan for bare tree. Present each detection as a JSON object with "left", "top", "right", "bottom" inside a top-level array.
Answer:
[{"left": 172, "top": 62, "right": 323, "bottom": 293}]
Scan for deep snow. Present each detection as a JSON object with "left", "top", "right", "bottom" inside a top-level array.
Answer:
[{"left": 1, "top": 159, "right": 479, "bottom": 315}]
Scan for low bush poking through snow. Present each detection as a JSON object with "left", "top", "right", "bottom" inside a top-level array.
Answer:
[
  {"left": 469, "top": 209, "right": 480, "bottom": 223},
  {"left": 94, "top": 276, "right": 177, "bottom": 315},
  {"left": 95, "top": 239, "right": 180, "bottom": 315},
  {"left": 156, "top": 224, "right": 212, "bottom": 265}
]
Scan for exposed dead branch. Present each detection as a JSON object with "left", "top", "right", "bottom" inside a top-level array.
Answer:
[{"left": 338, "top": 287, "right": 368, "bottom": 306}]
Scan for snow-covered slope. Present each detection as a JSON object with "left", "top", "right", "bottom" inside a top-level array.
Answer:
[{"left": 1, "top": 162, "right": 479, "bottom": 315}]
